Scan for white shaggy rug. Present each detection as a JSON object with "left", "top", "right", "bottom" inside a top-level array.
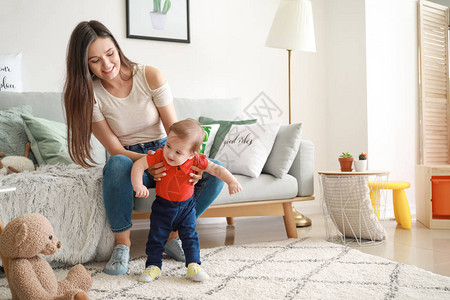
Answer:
[{"left": 1, "top": 237, "right": 449, "bottom": 299}]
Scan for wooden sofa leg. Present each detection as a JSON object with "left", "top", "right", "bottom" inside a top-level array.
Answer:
[
  {"left": 282, "top": 202, "right": 298, "bottom": 238},
  {"left": 226, "top": 217, "right": 234, "bottom": 225},
  {"left": 225, "top": 225, "right": 235, "bottom": 245}
]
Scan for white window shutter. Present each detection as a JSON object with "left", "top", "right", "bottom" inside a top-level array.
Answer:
[{"left": 418, "top": 0, "right": 450, "bottom": 164}]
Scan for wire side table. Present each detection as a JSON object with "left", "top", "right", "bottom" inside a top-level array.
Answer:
[{"left": 318, "top": 171, "right": 389, "bottom": 246}]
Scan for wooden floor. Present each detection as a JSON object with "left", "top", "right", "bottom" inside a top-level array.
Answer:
[{"left": 130, "top": 213, "right": 450, "bottom": 277}]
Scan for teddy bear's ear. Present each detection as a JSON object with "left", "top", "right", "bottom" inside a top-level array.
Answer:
[{"left": 15, "top": 223, "right": 28, "bottom": 248}]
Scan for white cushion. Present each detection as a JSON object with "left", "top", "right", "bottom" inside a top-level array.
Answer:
[
  {"left": 200, "top": 124, "right": 219, "bottom": 157},
  {"left": 263, "top": 123, "right": 303, "bottom": 178},
  {"left": 0, "top": 53, "right": 23, "bottom": 92},
  {"left": 321, "top": 175, "right": 386, "bottom": 241},
  {"left": 215, "top": 122, "right": 280, "bottom": 178}
]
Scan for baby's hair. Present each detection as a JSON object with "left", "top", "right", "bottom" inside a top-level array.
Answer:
[{"left": 169, "top": 119, "right": 205, "bottom": 153}]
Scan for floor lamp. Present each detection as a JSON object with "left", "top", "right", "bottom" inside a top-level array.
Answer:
[{"left": 265, "top": 0, "right": 316, "bottom": 227}]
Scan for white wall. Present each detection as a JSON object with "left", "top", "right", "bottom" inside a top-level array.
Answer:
[
  {"left": 365, "top": 0, "right": 418, "bottom": 217},
  {"left": 325, "top": 0, "right": 368, "bottom": 169},
  {"left": 0, "top": 0, "right": 328, "bottom": 212},
  {"left": 0, "top": 0, "right": 422, "bottom": 218}
]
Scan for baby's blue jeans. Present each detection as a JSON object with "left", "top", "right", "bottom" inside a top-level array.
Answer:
[{"left": 146, "top": 195, "right": 200, "bottom": 269}]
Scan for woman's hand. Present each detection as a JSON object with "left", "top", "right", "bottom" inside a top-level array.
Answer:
[
  {"left": 189, "top": 166, "right": 204, "bottom": 185},
  {"left": 147, "top": 150, "right": 166, "bottom": 181}
]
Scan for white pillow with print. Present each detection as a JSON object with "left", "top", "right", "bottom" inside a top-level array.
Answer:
[
  {"left": 200, "top": 124, "right": 220, "bottom": 157},
  {"left": 215, "top": 122, "right": 280, "bottom": 178},
  {"left": 0, "top": 53, "right": 23, "bottom": 92}
]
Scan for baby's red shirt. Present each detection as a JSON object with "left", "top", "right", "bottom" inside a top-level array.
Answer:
[{"left": 146, "top": 149, "right": 209, "bottom": 202}]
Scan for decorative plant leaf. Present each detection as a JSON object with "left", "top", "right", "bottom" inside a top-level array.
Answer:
[
  {"left": 153, "top": 0, "right": 161, "bottom": 13},
  {"left": 340, "top": 152, "right": 352, "bottom": 158},
  {"left": 162, "top": 0, "right": 171, "bottom": 14}
]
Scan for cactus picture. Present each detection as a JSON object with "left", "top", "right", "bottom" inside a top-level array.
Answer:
[{"left": 127, "top": 0, "right": 190, "bottom": 43}]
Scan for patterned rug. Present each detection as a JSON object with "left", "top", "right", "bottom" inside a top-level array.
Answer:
[{"left": 1, "top": 237, "right": 449, "bottom": 299}]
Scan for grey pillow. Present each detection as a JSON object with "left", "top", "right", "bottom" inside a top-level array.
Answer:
[
  {"left": 0, "top": 105, "right": 36, "bottom": 163},
  {"left": 262, "top": 123, "right": 303, "bottom": 178}
]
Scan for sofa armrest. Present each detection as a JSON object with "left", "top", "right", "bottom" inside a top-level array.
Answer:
[{"left": 288, "top": 139, "right": 314, "bottom": 197}]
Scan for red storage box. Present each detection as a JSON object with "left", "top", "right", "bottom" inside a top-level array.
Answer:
[{"left": 431, "top": 176, "right": 450, "bottom": 219}]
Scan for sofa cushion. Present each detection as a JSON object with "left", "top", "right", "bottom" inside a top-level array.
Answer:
[
  {"left": 199, "top": 116, "right": 257, "bottom": 159},
  {"left": 0, "top": 53, "right": 23, "bottom": 92},
  {"left": 215, "top": 122, "right": 280, "bottom": 178},
  {"left": 21, "top": 114, "right": 106, "bottom": 166},
  {"left": 263, "top": 123, "right": 303, "bottom": 178},
  {"left": 21, "top": 114, "right": 73, "bottom": 165},
  {"left": 133, "top": 173, "right": 299, "bottom": 212},
  {"left": 213, "top": 173, "right": 298, "bottom": 205},
  {"left": 0, "top": 105, "right": 36, "bottom": 163}
]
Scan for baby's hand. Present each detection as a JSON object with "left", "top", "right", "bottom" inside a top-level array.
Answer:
[
  {"left": 228, "top": 181, "right": 242, "bottom": 195},
  {"left": 134, "top": 185, "right": 149, "bottom": 198}
]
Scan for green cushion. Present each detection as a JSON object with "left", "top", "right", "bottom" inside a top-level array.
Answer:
[
  {"left": 199, "top": 116, "right": 257, "bottom": 159},
  {"left": 21, "top": 114, "right": 73, "bottom": 165},
  {"left": 0, "top": 105, "right": 36, "bottom": 163}
]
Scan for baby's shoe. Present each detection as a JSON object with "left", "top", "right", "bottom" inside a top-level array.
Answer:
[
  {"left": 186, "top": 263, "right": 209, "bottom": 282},
  {"left": 138, "top": 265, "right": 161, "bottom": 282}
]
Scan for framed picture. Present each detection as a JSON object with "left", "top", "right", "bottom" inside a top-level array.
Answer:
[{"left": 126, "top": 0, "right": 190, "bottom": 43}]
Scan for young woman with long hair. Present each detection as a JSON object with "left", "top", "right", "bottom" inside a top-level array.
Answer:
[{"left": 64, "top": 20, "right": 224, "bottom": 275}]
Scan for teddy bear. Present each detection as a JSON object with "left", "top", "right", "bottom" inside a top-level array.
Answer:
[
  {"left": 0, "top": 213, "right": 92, "bottom": 300},
  {"left": 0, "top": 142, "right": 35, "bottom": 175}
]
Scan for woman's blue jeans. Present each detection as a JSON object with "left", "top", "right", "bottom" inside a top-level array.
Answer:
[{"left": 102, "top": 138, "right": 225, "bottom": 233}]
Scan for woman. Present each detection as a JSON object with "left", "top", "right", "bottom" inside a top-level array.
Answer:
[{"left": 64, "top": 20, "right": 224, "bottom": 275}]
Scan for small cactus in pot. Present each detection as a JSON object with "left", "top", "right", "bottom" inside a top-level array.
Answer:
[
  {"left": 338, "top": 152, "right": 353, "bottom": 172},
  {"left": 355, "top": 152, "right": 368, "bottom": 172}
]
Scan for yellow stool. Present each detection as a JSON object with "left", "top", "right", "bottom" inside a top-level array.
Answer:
[{"left": 368, "top": 181, "right": 412, "bottom": 229}]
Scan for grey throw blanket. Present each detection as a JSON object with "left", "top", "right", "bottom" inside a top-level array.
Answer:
[{"left": 0, "top": 164, "right": 114, "bottom": 265}]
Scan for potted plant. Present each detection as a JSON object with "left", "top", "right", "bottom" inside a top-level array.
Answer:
[
  {"left": 150, "top": 0, "right": 172, "bottom": 30},
  {"left": 339, "top": 152, "right": 353, "bottom": 172},
  {"left": 354, "top": 152, "right": 368, "bottom": 172}
]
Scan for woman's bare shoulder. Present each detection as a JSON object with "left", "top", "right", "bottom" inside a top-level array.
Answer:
[{"left": 144, "top": 65, "right": 166, "bottom": 90}]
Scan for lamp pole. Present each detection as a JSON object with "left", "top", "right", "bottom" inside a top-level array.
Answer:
[
  {"left": 288, "top": 49, "right": 292, "bottom": 125},
  {"left": 287, "top": 49, "right": 312, "bottom": 227},
  {"left": 266, "top": 0, "right": 316, "bottom": 228}
]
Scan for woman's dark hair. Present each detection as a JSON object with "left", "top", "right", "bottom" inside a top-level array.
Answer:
[{"left": 63, "top": 20, "right": 136, "bottom": 167}]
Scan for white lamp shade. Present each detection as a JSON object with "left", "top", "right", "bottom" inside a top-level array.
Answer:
[{"left": 266, "top": 0, "right": 316, "bottom": 52}]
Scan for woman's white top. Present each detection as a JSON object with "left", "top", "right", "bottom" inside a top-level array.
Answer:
[{"left": 92, "top": 64, "right": 173, "bottom": 146}]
